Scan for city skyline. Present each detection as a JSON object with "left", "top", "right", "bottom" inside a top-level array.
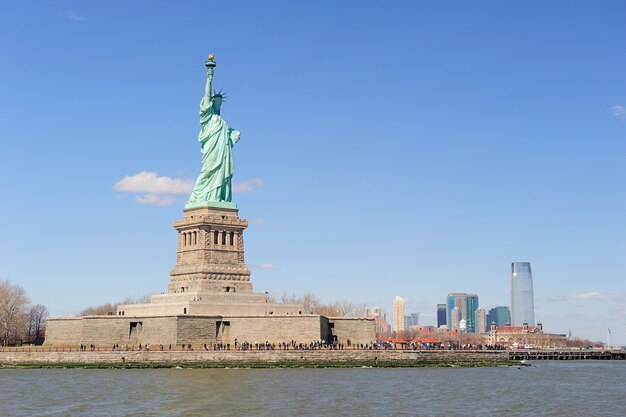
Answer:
[
  {"left": 1, "top": 2, "right": 625, "bottom": 345},
  {"left": 447, "top": 293, "right": 480, "bottom": 333}
]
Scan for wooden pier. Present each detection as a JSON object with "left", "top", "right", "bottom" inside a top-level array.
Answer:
[{"left": 510, "top": 349, "right": 626, "bottom": 361}]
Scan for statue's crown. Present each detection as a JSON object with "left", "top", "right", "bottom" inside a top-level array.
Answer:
[{"left": 212, "top": 89, "right": 227, "bottom": 101}]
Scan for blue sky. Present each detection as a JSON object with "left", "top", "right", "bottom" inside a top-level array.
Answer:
[{"left": 1, "top": 2, "right": 625, "bottom": 344}]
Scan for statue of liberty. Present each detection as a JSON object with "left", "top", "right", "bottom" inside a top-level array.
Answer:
[{"left": 186, "top": 55, "right": 241, "bottom": 209}]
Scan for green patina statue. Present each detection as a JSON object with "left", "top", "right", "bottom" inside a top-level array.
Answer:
[{"left": 186, "top": 55, "right": 241, "bottom": 210}]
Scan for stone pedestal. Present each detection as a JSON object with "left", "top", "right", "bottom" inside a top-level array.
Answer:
[
  {"left": 44, "top": 204, "right": 376, "bottom": 347},
  {"left": 168, "top": 206, "right": 252, "bottom": 294}
]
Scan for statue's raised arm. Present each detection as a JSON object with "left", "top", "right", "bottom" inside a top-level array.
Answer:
[{"left": 203, "top": 54, "right": 216, "bottom": 103}]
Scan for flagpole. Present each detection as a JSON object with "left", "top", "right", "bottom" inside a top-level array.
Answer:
[{"left": 607, "top": 329, "right": 611, "bottom": 350}]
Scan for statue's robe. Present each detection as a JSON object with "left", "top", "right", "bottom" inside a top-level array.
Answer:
[{"left": 188, "top": 96, "right": 240, "bottom": 204}]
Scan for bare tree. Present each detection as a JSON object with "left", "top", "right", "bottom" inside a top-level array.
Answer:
[
  {"left": 279, "top": 292, "right": 300, "bottom": 304},
  {"left": 122, "top": 293, "right": 152, "bottom": 304},
  {"left": 80, "top": 302, "right": 118, "bottom": 316},
  {"left": 566, "top": 337, "right": 598, "bottom": 348},
  {"left": 315, "top": 303, "right": 342, "bottom": 317},
  {"left": 275, "top": 291, "right": 370, "bottom": 318},
  {"left": 301, "top": 292, "right": 321, "bottom": 314},
  {"left": 347, "top": 302, "right": 369, "bottom": 318},
  {"left": 333, "top": 300, "right": 355, "bottom": 317},
  {"left": 0, "top": 280, "right": 30, "bottom": 346},
  {"left": 320, "top": 300, "right": 369, "bottom": 318},
  {"left": 27, "top": 304, "right": 49, "bottom": 345},
  {"left": 78, "top": 293, "right": 153, "bottom": 316}
]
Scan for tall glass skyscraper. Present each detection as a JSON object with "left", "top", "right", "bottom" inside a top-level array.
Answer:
[
  {"left": 437, "top": 304, "right": 447, "bottom": 328},
  {"left": 404, "top": 312, "right": 420, "bottom": 329},
  {"left": 510, "top": 262, "right": 535, "bottom": 325},
  {"left": 486, "top": 306, "right": 511, "bottom": 328},
  {"left": 466, "top": 294, "right": 479, "bottom": 333}
]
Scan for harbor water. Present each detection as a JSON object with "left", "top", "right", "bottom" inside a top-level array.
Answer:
[{"left": 1, "top": 361, "right": 625, "bottom": 416}]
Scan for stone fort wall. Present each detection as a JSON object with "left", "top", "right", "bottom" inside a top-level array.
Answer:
[
  {"left": 329, "top": 317, "right": 376, "bottom": 344},
  {"left": 45, "top": 315, "right": 375, "bottom": 347}
]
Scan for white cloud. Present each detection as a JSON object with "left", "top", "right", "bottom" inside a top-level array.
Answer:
[
  {"left": 114, "top": 171, "right": 263, "bottom": 207},
  {"left": 135, "top": 194, "right": 177, "bottom": 207},
  {"left": 60, "top": 9, "right": 87, "bottom": 21},
  {"left": 114, "top": 171, "right": 193, "bottom": 195},
  {"left": 257, "top": 263, "right": 275, "bottom": 270},
  {"left": 113, "top": 171, "right": 192, "bottom": 207},
  {"left": 255, "top": 218, "right": 265, "bottom": 225},
  {"left": 571, "top": 291, "right": 624, "bottom": 300},
  {"left": 572, "top": 292, "right": 602, "bottom": 299},
  {"left": 611, "top": 105, "right": 626, "bottom": 118},
  {"left": 233, "top": 178, "right": 263, "bottom": 193}
]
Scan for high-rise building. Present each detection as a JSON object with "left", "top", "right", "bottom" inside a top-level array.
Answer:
[
  {"left": 446, "top": 293, "right": 480, "bottom": 332},
  {"left": 450, "top": 307, "right": 461, "bottom": 332},
  {"left": 466, "top": 294, "right": 479, "bottom": 333},
  {"left": 371, "top": 307, "right": 387, "bottom": 323},
  {"left": 474, "top": 308, "right": 487, "bottom": 334},
  {"left": 447, "top": 293, "right": 466, "bottom": 330},
  {"left": 437, "top": 304, "right": 447, "bottom": 328},
  {"left": 404, "top": 312, "right": 420, "bottom": 330},
  {"left": 510, "top": 262, "right": 535, "bottom": 325},
  {"left": 486, "top": 306, "right": 511, "bottom": 327},
  {"left": 393, "top": 296, "right": 405, "bottom": 332}
]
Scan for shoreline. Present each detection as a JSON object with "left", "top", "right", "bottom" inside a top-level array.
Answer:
[
  {"left": 3, "top": 348, "right": 622, "bottom": 369},
  {"left": 1, "top": 361, "right": 521, "bottom": 369},
  {"left": 0, "top": 349, "right": 518, "bottom": 369}
]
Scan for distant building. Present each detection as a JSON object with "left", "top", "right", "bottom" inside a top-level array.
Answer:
[
  {"left": 459, "top": 319, "right": 467, "bottom": 333},
  {"left": 450, "top": 307, "right": 461, "bottom": 332},
  {"left": 487, "top": 322, "right": 566, "bottom": 348},
  {"left": 417, "top": 325, "right": 437, "bottom": 334},
  {"left": 447, "top": 293, "right": 479, "bottom": 333},
  {"left": 510, "top": 262, "right": 535, "bottom": 325},
  {"left": 447, "top": 294, "right": 466, "bottom": 331},
  {"left": 393, "top": 296, "right": 405, "bottom": 332},
  {"left": 404, "top": 312, "right": 420, "bottom": 330},
  {"left": 466, "top": 294, "right": 479, "bottom": 333},
  {"left": 474, "top": 308, "right": 487, "bottom": 334},
  {"left": 371, "top": 307, "right": 387, "bottom": 323},
  {"left": 370, "top": 307, "right": 391, "bottom": 335},
  {"left": 437, "top": 304, "right": 447, "bottom": 328},
  {"left": 487, "top": 306, "right": 511, "bottom": 328}
]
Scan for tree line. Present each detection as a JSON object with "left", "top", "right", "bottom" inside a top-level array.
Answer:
[
  {"left": 275, "top": 292, "right": 369, "bottom": 318},
  {"left": 0, "top": 279, "right": 48, "bottom": 346},
  {"left": 79, "top": 292, "right": 368, "bottom": 318},
  {"left": 78, "top": 294, "right": 151, "bottom": 316}
]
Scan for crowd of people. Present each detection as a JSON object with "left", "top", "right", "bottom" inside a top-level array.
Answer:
[
  {"left": 78, "top": 340, "right": 507, "bottom": 352},
  {"left": 79, "top": 344, "right": 96, "bottom": 351},
  {"left": 82, "top": 340, "right": 380, "bottom": 352},
  {"left": 382, "top": 342, "right": 507, "bottom": 351}
]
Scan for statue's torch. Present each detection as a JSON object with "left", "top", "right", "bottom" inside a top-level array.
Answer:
[{"left": 205, "top": 54, "right": 216, "bottom": 69}]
